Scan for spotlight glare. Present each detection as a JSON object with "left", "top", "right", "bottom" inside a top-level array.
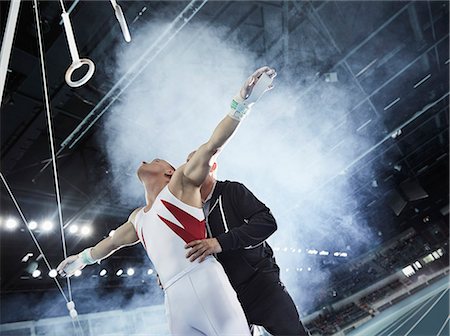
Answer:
[
  {"left": 99, "top": 269, "right": 107, "bottom": 277},
  {"left": 32, "top": 269, "right": 41, "bottom": 278},
  {"left": 41, "top": 220, "right": 54, "bottom": 232},
  {"left": 116, "top": 269, "right": 123, "bottom": 276},
  {"left": 69, "top": 225, "right": 79, "bottom": 234},
  {"left": 28, "top": 221, "right": 38, "bottom": 230},
  {"left": 74, "top": 270, "right": 82, "bottom": 277},
  {"left": 147, "top": 269, "right": 154, "bottom": 275},
  {"left": 402, "top": 265, "right": 415, "bottom": 277},
  {"left": 127, "top": 268, "right": 135, "bottom": 276},
  {"left": 6, "top": 218, "right": 18, "bottom": 230},
  {"left": 49, "top": 269, "right": 57, "bottom": 278},
  {"left": 21, "top": 253, "right": 33, "bottom": 263},
  {"left": 81, "top": 226, "right": 92, "bottom": 236}
]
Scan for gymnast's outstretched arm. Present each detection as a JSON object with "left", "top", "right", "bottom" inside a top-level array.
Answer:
[
  {"left": 181, "top": 66, "right": 276, "bottom": 187},
  {"left": 57, "top": 209, "right": 140, "bottom": 277}
]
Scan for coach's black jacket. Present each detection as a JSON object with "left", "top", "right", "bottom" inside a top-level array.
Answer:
[{"left": 206, "top": 180, "right": 279, "bottom": 291}]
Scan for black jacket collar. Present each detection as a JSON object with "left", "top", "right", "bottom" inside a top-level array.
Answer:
[{"left": 210, "top": 180, "right": 227, "bottom": 204}]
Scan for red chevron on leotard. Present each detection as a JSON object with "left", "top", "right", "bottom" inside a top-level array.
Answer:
[{"left": 158, "top": 199, "right": 206, "bottom": 243}]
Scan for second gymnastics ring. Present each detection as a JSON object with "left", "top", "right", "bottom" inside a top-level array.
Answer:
[{"left": 65, "top": 58, "right": 95, "bottom": 88}]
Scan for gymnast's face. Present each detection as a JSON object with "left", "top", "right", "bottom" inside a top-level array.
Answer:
[{"left": 137, "top": 159, "right": 174, "bottom": 182}]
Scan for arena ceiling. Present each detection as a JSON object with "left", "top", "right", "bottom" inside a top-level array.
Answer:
[{"left": 1, "top": 0, "right": 448, "bottom": 322}]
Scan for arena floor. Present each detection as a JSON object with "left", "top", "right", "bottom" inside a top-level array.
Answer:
[{"left": 348, "top": 276, "right": 449, "bottom": 336}]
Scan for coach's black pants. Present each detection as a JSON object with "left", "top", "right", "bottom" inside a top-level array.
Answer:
[{"left": 237, "top": 271, "right": 309, "bottom": 335}]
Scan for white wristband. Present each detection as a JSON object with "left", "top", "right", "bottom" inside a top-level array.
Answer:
[
  {"left": 79, "top": 247, "right": 96, "bottom": 265},
  {"left": 228, "top": 95, "right": 250, "bottom": 121}
]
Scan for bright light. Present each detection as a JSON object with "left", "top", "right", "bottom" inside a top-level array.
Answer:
[
  {"left": 283, "top": 247, "right": 288, "bottom": 252},
  {"left": 402, "top": 265, "right": 415, "bottom": 277},
  {"left": 32, "top": 269, "right": 41, "bottom": 278},
  {"left": 297, "top": 249, "right": 301, "bottom": 253},
  {"left": 41, "top": 220, "right": 54, "bottom": 232},
  {"left": 432, "top": 251, "right": 441, "bottom": 260},
  {"left": 307, "top": 267, "right": 312, "bottom": 272},
  {"left": 127, "top": 268, "right": 135, "bottom": 276},
  {"left": 423, "top": 254, "right": 435, "bottom": 263},
  {"left": 6, "top": 218, "right": 18, "bottom": 230},
  {"left": 21, "top": 253, "right": 33, "bottom": 263},
  {"left": 285, "top": 268, "right": 289, "bottom": 272},
  {"left": 333, "top": 251, "right": 348, "bottom": 257},
  {"left": 99, "top": 269, "right": 107, "bottom": 277},
  {"left": 49, "top": 269, "right": 57, "bottom": 278},
  {"left": 74, "top": 270, "right": 82, "bottom": 277},
  {"left": 147, "top": 269, "right": 154, "bottom": 275},
  {"left": 299, "top": 268, "right": 303, "bottom": 272},
  {"left": 319, "top": 251, "right": 329, "bottom": 256},
  {"left": 108, "top": 230, "right": 115, "bottom": 237},
  {"left": 81, "top": 226, "right": 92, "bottom": 236},
  {"left": 307, "top": 249, "right": 318, "bottom": 255},
  {"left": 116, "top": 269, "right": 123, "bottom": 276},
  {"left": 414, "top": 261, "right": 422, "bottom": 269},
  {"left": 28, "top": 221, "right": 38, "bottom": 230},
  {"left": 69, "top": 225, "right": 79, "bottom": 234}
]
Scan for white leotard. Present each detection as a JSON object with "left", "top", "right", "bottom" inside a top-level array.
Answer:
[
  {"left": 133, "top": 185, "right": 206, "bottom": 286},
  {"left": 132, "top": 185, "right": 250, "bottom": 335}
]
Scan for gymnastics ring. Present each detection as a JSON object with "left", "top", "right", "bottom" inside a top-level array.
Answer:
[
  {"left": 65, "top": 58, "right": 95, "bottom": 88},
  {"left": 61, "top": 11, "right": 95, "bottom": 88}
]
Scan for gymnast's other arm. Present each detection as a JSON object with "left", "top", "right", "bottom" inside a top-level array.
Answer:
[{"left": 57, "top": 208, "right": 141, "bottom": 277}]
